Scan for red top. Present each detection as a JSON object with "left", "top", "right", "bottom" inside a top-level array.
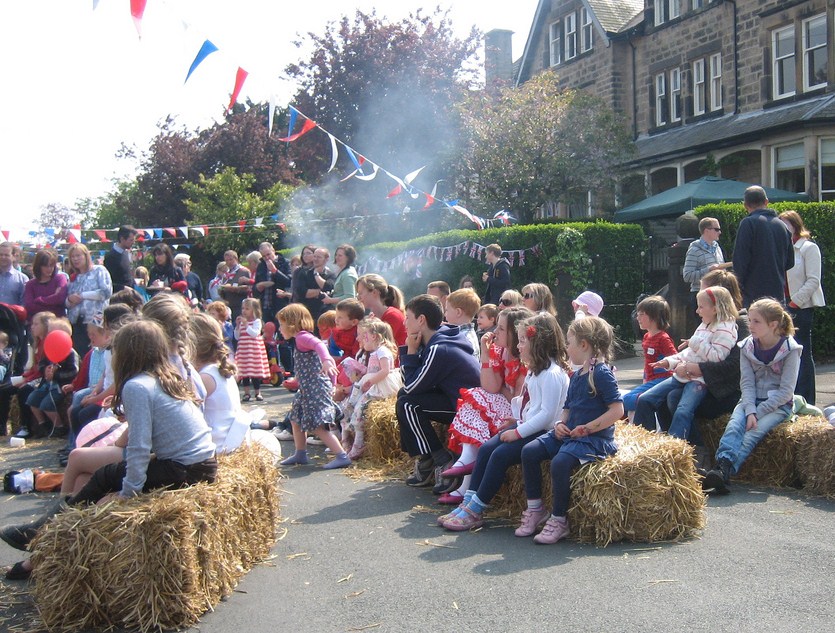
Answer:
[
  {"left": 642, "top": 330, "right": 677, "bottom": 382},
  {"left": 381, "top": 306, "right": 407, "bottom": 347},
  {"left": 331, "top": 325, "right": 360, "bottom": 359}
]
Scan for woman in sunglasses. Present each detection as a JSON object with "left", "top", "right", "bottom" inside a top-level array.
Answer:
[
  {"left": 521, "top": 283, "right": 557, "bottom": 316},
  {"left": 497, "top": 290, "right": 523, "bottom": 311}
]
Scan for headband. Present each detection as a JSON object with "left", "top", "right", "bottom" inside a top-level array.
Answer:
[{"left": 705, "top": 288, "right": 716, "bottom": 305}]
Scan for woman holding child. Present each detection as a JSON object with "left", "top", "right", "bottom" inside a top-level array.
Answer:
[{"left": 356, "top": 273, "right": 407, "bottom": 346}]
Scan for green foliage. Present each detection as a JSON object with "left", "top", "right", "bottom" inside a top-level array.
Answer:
[
  {"left": 363, "top": 221, "right": 645, "bottom": 337},
  {"left": 183, "top": 168, "right": 295, "bottom": 257},
  {"left": 455, "top": 71, "right": 635, "bottom": 223},
  {"left": 695, "top": 201, "right": 835, "bottom": 358}
]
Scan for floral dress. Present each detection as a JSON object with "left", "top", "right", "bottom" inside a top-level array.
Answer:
[
  {"left": 289, "top": 331, "right": 335, "bottom": 432},
  {"left": 447, "top": 345, "right": 525, "bottom": 452}
]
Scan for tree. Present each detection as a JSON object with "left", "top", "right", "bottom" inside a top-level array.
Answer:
[
  {"left": 183, "top": 167, "right": 296, "bottom": 257},
  {"left": 37, "top": 203, "right": 77, "bottom": 233},
  {"left": 284, "top": 9, "right": 481, "bottom": 239},
  {"left": 456, "top": 71, "right": 635, "bottom": 223}
]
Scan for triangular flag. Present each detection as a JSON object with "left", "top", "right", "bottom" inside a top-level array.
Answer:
[
  {"left": 268, "top": 95, "right": 276, "bottom": 136},
  {"left": 0, "top": 230, "right": 8, "bottom": 241},
  {"left": 254, "top": 217, "right": 263, "bottom": 226},
  {"left": 404, "top": 166, "right": 425, "bottom": 185},
  {"left": 278, "top": 118, "right": 315, "bottom": 142},
  {"left": 227, "top": 67, "right": 249, "bottom": 111},
  {"left": 355, "top": 163, "right": 380, "bottom": 181},
  {"left": 130, "top": 0, "right": 147, "bottom": 38},
  {"left": 94, "top": 230, "right": 110, "bottom": 242},
  {"left": 178, "top": 226, "right": 189, "bottom": 237},
  {"left": 238, "top": 220, "right": 246, "bottom": 232},
  {"left": 286, "top": 106, "right": 298, "bottom": 139},
  {"left": 423, "top": 194, "right": 435, "bottom": 209},
  {"left": 185, "top": 40, "right": 219, "bottom": 83},
  {"left": 153, "top": 229, "right": 163, "bottom": 239},
  {"left": 386, "top": 184, "right": 402, "bottom": 199},
  {"left": 191, "top": 226, "right": 205, "bottom": 237},
  {"left": 164, "top": 228, "right": 177, "bottom": 237},
  {"left": 327, "top": 134, "right": 338, "bottom": 172}
]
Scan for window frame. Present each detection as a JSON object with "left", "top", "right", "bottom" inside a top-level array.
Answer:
[
  {"left": 773, "top": 142, "right": 806, "bottom": 192},
  {"left": 581, "top": 7, "right": 593, "bottom": 53},
  {"left": 549, "top": 20, "right": 562, "bottom": 67},
  {"left": 819, "top": 138, "right": 835, "bottom": 201},
  {"left": 772, "top": 24, "right": 797, "bottom": 99},
  {"left": 565, "top": 12, "right": 577, "bottom": 61},
  {"left": 655, "top": 73, "right": 668, "bottom": 127},
  {"left": 802, "top": 13, "right": 827, "bottom": 92},
  {"left": 709, "top": 53, "right": 722, "bottom": 111},
  {"left": 692, "top": 58, "right": 706, "bottom": 116},
  {"left": 670, "top": 68, "right": 682, "bottom": 122}
]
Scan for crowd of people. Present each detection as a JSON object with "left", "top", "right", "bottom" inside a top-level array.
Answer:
[{"left": 0, "top": 184, "right": 830, "bottom": 580}]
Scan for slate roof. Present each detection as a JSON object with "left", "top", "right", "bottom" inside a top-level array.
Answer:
[
  {"left": 631, "top": 94, "right": 835, "bottom": 165},
  {"left": 586, "top": 0, "right": 644, "bottom": 33}
]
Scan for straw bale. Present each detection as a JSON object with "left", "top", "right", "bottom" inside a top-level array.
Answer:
[
  {"left": 795, "top": 417, "right": 835, "bottom": 497},
  {"left": 699, "top": 414, "right": 827, "bottom": 488},
  {"left": 364, "top": 397, "right": 404, "bottom": 465},
  {"left": 30, "top": 444, "right": 280, "bottom": 633},
  {"left": 491, "top": 423, "right": 706, "bottom": 546}
]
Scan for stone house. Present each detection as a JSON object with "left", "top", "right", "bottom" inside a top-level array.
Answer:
[{"left": 487, "top": 0, "right": 835, "bottom": 219}]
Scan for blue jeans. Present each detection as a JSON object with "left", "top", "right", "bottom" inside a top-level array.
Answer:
[
  {"left": 633, "top": 377, "right": 707, "bottom": 440},
  {"left": 469, "top": 428, "right": 543, "bottom": 505},
  {"left": 788, "top": 306, "right": 816, "bottom": 404},
  {"left": 715, "top": 401, "right": 792, "bottom": 473},
  {"left": 622, "top": 377, "right": 666, "bottom": 412}
]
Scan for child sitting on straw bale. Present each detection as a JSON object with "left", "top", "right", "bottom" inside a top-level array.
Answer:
[
  {"left": 633, "top": 286, "right": 738, "bottom": 441},
  {"left": 444, "top": 289, "right": 481, "bottom": 360},
  {"left": 1, "top": 319, "right": 217, "bottom": 581},
  {"left": 703, "top": 299, "right": 801, "bottom": 494},
  {"left": 621, "top": 295, "right": 677, "bottom": 422},
  {"left": 440, "top": 312, "right": 569, "bottom": 532},
  {"left": 516, "top": 316, "right": 623, "bottom": 544}
]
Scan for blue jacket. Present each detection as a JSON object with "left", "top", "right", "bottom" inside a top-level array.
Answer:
[
  {"left": 733, "top": 209, "right": 794, "bottom": 307},
  {"left": 399, "top": 325, "right": 480, "bottom": 404}
]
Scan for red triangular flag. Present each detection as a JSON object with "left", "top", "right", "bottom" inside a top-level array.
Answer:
[
  {"left": 238, "top": 220, "right": 246, "bottom": 232},
  {"left": 227, "top": 67, "right": 249, "bottom": 111},
  {"left": 423, "top": 194, "right": 435, "bottom": 209},
  {"left": 278, "top": 118, "right": 316, "bottom": 143},
  {"left": 386, "top": 184, "right": 402, "bottom": 199}
]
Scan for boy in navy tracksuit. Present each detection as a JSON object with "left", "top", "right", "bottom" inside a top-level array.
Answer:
[{"left": 396, "top": 294, "right": 480, "bottom": 487}]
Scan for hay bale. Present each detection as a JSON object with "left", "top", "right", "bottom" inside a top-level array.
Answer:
[
  {"left": 364, "top": 397, "right": 405, "bottom": 465},
  {"left": 30, "top": 444, "right": 280, "bottom": 633},
  {"left": 699, "top": 414, "right": 826, "bottom": 488},
  {"left": 491, "top": 423, "right": 706, "bottom": 546},
  {"left": 795, "top": 417, "right": 835, "bottom": 497}
]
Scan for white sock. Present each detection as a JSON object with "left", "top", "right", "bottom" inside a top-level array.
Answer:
[
  {"left": 527, "top": 499, "right": 543, "bottom": 510},
  {"left": 455, "top": 443, "right": 477, "bottom": 467},
  {"left": 454, "top": 474, "right": 472, "bottom": 497}
]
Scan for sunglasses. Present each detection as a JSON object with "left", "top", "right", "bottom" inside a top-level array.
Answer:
[
  {"left": 499, "top": 298, "right": 514, "bottom": 306},
  {"left": 523, "top": 293, "right": 534, "bottom": 299},
  {"left": 708, "top": 227, "right": 722, "bottom": 231}
]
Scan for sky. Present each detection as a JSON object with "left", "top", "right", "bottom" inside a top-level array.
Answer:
[{"left": 0, "top": 0, "right": 538, "bottom": 239}]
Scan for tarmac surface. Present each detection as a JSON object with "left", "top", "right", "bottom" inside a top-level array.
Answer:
[{"left": 1, "top": 356, "right": 834, "bottom": 631}]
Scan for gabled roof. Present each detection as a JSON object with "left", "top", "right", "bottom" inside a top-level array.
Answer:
[
  {"left": 586, "top": 0, "right": 644, "bottom": 34},
  {"left": 630, "top": 94, "right": 835, "bottom": 165},
  {"left": 515, "top": 0, "right": 644, "bottom": 86}
]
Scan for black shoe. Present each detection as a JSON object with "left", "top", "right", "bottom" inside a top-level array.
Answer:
[
  {"left": 5, "top": 561, "right": 31, "bottom": 581},
  {"left": 717, "top": 457, "right": 733, "bottom": 484},
  {"left": 702, "top": 468, "right": 730, "bottom": 495},
  {"left": 0, "top": 524, "right": 42, "bottom": 552},
  {"left": 50, "top": 425, "right": 68, "bottom": 439},
  {"left": 432, "top": 461, "right": 462, "bottom": 495},
  {"left": 406, "top": 456, "right": 435, "bottom": 487}
]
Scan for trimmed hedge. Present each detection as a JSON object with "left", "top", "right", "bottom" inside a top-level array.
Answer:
[
  {"left": 695, "top": 202, "right": 834, "bottom": 358},
  {"left": 360, "top": 221, "right": 646, "bottom": 340}
]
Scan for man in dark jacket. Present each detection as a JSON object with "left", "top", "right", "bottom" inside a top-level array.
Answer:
[
  {"left": 396, "top": 294, "right": 480, "bottom": 487},
  {"left": 103, "top": 225, "right": 137, "bottom": 293},
  {"left": 733, "top": 186, "right": 794, "bottom": 308},
  {"left": 482, "top": 243, "right": 511, "bottom": 305}
]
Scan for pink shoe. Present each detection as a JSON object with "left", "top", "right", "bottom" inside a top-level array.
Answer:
[
  {"left": 438, "top": 491, "right": 464, "bottom": 505},
  {"left": 533, "top": 516, "right": 570, "bottom": 544},
  {"left": 441, "top": 462, "right": 475, "bottom": 478},
  {"left": 436, "top": 503, "right": 465, "bottom": 526},
  {"left": 514, "top": 507, "right": 550, "bottom": 537},
  {"left": 442, "top": 506, "right": 484, "bottom": 532}
]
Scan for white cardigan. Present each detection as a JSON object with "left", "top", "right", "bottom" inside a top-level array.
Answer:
[
  {"left": 510, "top": 361, "right": 570, "bottom": 438},
  {"left": 787, "top": 238, "right": 825, "bottom": 309}
]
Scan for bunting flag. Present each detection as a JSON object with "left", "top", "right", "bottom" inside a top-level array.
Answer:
[
  {"left": 1, "top": 230, "right": 8, "bottom": 241},
  {"left": 327, "top": 134, "right": 338, "bottom": 172},
  {"left": 185, "top": 39, "right": 219, "bottom": 83},
  {"left": 93, "top": 230, "right": 109, "bottom": 242},
  {"left": 268, "top": 95, "right": 276, "bottom": 137},
  {"left": 278, "top": 117, "right": 315, "bottom": 143},
  {"left": 130, "top": 0, "right": 147, "bottom": 38},
  {"left": 227, "top": 67, "right": 249, "bottom": 111}
]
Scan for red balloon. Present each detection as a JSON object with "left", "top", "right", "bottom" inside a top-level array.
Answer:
[{"left": 44, "top": 330, "right": 73, "bottom": 364}]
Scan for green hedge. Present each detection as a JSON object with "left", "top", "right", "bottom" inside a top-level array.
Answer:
[
  {"left": 695, "top": 202, "right": 834, "bottom": 358},
  {"left": 360, "top": 221, "right": 646, "bottom": 340}
]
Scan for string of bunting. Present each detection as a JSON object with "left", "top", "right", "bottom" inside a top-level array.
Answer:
[{"left": 357, "top": 241, "right": 542, "bottom": 276}]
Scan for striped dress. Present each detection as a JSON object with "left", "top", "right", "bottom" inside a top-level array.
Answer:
[{"left": 235, "top": 318, "right": 270, "bottom": 381}]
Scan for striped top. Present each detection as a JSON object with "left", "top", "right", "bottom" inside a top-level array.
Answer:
[{"left": 663, "top": 319, "right": 738, "bottom": 384}]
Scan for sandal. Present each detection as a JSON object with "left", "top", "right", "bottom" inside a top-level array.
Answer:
[
  {"left": 442, "top": 505, "right": 484, "bottom": 532},
  {"left": 5, "top": 561, "right": 32, "bottom": 581},
  {"left": 241, "top": 394, "right": 251, "bottom": 402},
  {"left": 254, "top": 394, "right": 264, "bottom": 402}
]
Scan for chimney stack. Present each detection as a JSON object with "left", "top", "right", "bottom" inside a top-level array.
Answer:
[{"left": 485, "top": 29, "right": 514, "bottom": 88}]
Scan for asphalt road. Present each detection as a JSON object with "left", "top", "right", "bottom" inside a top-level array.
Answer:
[{"left": 1, "top": 362, "right": 834, "bottom": 632}]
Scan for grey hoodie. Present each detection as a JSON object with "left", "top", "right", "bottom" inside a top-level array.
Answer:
[{"left": 738, "top": 335, "right": 802, "bottom": 419}]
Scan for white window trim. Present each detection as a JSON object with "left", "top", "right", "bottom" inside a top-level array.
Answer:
[
  {"left": 670, "top": 68, "right": 682, "bottom": 122},
  {"left": 709, "top": 53, "right": 722, "bottom": 111},
  {"left": 772, "top": 24, "right": 797, "bottom": 99},
  {"left": 565, "top": 13, "right": 577, "bottom": 61},
  {"left": 581, "top": 8, "right": 593, "bottom": 53},
  {"left": 818, "top": 138, "right": 835, "bottom": 200},
  {"left": 655, "top": 73, "right": 667, "bottom": 127},
  {"left": 692, "top": 0, "right": 704, "bottom": 9},
  {"left": 772, "top": 142, "right": 806, "bottom": 190},
  {"left": 549, "top": 21, "right": 562, "bottom": 67},
  {"left": 802, "top": 14, "right": 827, "bottom": 92},
  {"left": 693, "top": 59, "right": 706, "bottom": 116}
]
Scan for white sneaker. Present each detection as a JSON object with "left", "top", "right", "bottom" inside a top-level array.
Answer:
[
  {"left": 306, "top": 436, "right": 324, "bottom": 446},
  {"left": 273, "top": 429, "right": 293, "bottom": 441}
]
